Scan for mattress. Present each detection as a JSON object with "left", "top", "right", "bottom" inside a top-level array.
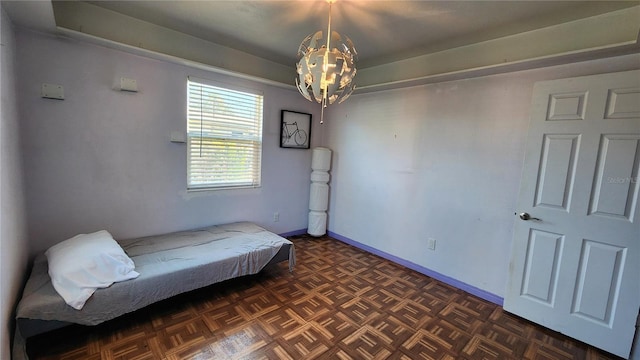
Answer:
[{"left": 16, "top": 222, "right": 294, "bottom": 337}]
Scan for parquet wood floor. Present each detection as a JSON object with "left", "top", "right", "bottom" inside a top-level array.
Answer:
[{"left": 27, "top": 235, "right": 623, "bottom": 359}]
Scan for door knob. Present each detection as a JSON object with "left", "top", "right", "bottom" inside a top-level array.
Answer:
[{"left": 518, "top": 212, "right": 541, "bottom": 221}]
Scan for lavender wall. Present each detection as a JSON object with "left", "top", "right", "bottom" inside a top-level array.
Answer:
[
  {"left": 16, "top": 29, "right": 321, "bottom": 255},
  {"left": 324, "top": 54, "right": 640, "bottom": 298},
  {"left": 0, "top": 8, "right": 29, "bottom": 360}
]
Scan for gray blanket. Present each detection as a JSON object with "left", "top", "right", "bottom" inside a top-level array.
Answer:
[{"left": 16, "top": 222, "right": 294, "bottom": 326}]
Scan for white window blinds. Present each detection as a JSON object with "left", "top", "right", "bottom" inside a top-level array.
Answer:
[{"left": 187, "top": 78, "right": 263, "bottom": 190}]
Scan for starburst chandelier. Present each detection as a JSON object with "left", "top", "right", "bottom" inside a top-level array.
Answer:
[{"left": 295, "top": 0, "right": 357, "bottom": 123}]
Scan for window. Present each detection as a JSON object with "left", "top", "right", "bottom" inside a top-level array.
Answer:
[{"left": 187, "top": 77, "right": 263, "bottom": 190}]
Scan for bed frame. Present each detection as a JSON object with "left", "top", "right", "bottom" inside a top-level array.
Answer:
[{"left": 15, "top": 222, "right": 294, "bottom": 340}]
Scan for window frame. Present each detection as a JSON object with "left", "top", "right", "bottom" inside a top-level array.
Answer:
[{"left": 186, "top": 76, "right": 264, "bottom": 191}]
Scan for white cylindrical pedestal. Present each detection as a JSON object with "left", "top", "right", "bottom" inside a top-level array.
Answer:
[
  {"left": 309, "top": 183, "right": 329, "bottom": 211},
  {"left": 308, "top": 211, "right": 328, "bottom": 236},
  {"left": 308, "top": 147, "right": 331, "bottom": 236}
]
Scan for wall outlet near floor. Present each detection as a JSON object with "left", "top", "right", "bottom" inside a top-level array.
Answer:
[
  {"left": 427, "top": 238, "right": 436, "bottom": 251},
  {"left": 273, "top": 212, "right": 279, "bottom": 222}
]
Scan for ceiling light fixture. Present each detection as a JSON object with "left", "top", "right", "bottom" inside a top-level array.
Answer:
[{"left": 295, "top": 0, "right": 357, "bottom": 124}]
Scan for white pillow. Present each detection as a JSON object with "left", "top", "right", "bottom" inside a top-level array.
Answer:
[{"left": 45, "top": 230, "right": 140, "bottom": 310}]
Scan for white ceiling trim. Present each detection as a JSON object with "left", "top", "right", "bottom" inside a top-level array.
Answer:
[
  {"left": 52, "top": 1, "right": 295, "bottom": 85},
  {"left": 358, "top": 6, "right": 640, "bottom": 90},
  {"left": 36, "top": 2, "right": 640, "bottom": 93},
  {"left": 55, "top": 26, "right": 296, "bottom": 90}
]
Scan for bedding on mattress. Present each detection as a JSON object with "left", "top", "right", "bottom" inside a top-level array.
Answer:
[{"left": 16, "top": 222, "right": 294, "bottom": 329}]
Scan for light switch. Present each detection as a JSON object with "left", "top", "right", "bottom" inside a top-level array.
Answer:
[
  {"left": 120, "top": 77, "right": 138, "bottom": 92},
  {"left": 170, "top": 131, "right": 186, "bottom": 143},
  {"left": 41, "top": 83, "right": 64, "bottom": 100}
]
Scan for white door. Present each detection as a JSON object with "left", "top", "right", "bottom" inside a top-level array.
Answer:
[{"left": 505, "top": 70, "right": 640, "bottom": 358}]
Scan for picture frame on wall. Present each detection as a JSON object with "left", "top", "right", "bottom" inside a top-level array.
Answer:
[{"left": 280, "top": 110, "right": 312, "bottom": 149}]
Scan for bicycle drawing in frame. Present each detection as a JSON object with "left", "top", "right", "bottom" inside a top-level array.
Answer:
[{"left": 280, "top": 110, "right": 311, "bottom": 149}]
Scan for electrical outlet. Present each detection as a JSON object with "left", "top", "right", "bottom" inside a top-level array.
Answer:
[
  {"left": 427, "top": 238, "right": 436, "bottom": 251},
  {"left": 273, "top": 212, "right": 279, "bottom": 222}
]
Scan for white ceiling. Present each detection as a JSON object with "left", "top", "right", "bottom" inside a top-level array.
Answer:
[
  {"left": 4, "top": 1, "right": 640, "bottom": 90},
  {"left": 67, "top": 1, "right": 638, "bottom": 68}
]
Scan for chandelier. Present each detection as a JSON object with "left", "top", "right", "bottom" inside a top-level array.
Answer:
[{"left": 295, "top": 0, "right": 357, "bottom": 123}]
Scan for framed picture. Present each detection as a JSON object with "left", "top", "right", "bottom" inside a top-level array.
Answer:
[{"left": 280, "top": 110, "right": 312, "bottom": 149}]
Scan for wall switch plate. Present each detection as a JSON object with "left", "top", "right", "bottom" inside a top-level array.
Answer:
[
  {"left": 120, "top": 77, "right": 138, "bottom": 92},
  {"left": 273, "top": 212, "right": 279, "bottom": 222},
  {"left": 170, "top": 131, "right": 186, "bottom": 143},
  {"left": 427, "top": 238, "right": 436, "bottom": 251},
  {"left": 41, "top": 83, "right": 64, "bottom": 100}
]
